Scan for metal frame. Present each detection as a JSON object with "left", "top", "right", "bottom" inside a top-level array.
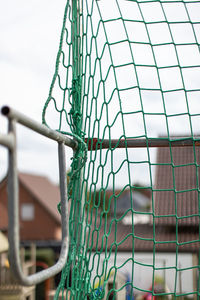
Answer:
[
  {"left": 0, "top": 105, "right": 198, "bottom": 286},
  {"left": 85, "top": 137, "right": 200, "bottom": 151},
  {"left": 0, "top": 106, "right": 77, "bottom": 286}
]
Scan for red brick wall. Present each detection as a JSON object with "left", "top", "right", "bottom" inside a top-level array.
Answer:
[{"left": 0, "top": 180, "right": 61, "bottom": 241}]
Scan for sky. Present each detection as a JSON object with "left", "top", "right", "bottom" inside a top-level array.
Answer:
[
  {"left": 0, "top": 0, "right": 200, "bottom": 188},
  {"left": 0, "top": 0, "right": 68, "bottom": 183}
]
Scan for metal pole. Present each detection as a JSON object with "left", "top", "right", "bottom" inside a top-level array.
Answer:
[
  {"left": 7, "top": 141, "right": 69, "bottom": 286},
  {"left": 1, "top": 106, "right": 78, "bottom": 150},
  {"left": 0, "top": 132, "right": 15, "bottom": 149},
  {"left": 85, "top": 137, "right": 200, "bottom": 151},
  {"left": 0, "top": 107, "right": 70, "bottom": 286}
]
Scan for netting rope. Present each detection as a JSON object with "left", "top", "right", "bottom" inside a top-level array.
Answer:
[{"left": 42, "top": 0, "right": 200, "bottom": 299}]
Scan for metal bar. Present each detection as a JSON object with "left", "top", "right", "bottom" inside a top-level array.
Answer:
[
  {"left": 85, "top": 137, "right": 200, "bottom": 151},
  {"left": 0, "top": 132, "right": 15, "bottom": 149},
  {"left": 0, "top": 107, "right": 70, "bottom": 285},
  {"left": 8, "top": 140, "right": 69, "bottom": 286},
  {"left": 1, "top": 106, "right": 78, "bottom": 150}
]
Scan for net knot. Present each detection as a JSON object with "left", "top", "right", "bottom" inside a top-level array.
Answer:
[{"left": 69, "top": 107, "right": 82, "bottom": 126}]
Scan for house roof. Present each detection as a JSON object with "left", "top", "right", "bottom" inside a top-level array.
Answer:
[
  {"left": 87, "top": 217, "right": 199, "bottom": 253},
  {"left": 153, "top": 143, "right": 200, "bottom": 226},
  {"left": 19, "top": 173, "right": 61, "bottom": 224},
  {"left": 23, "top": 222, "right": 199, "bottom": 253}
]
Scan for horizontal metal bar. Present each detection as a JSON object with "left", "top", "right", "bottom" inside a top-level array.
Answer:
[
  {"left": 85, "top": 137, "right": 200, "bottom": 150},
  {"left": 1, "top": 106, "right": 78, "bottom": 150},
  {"left": 0, "top": 132, "right": 15, "bottom": 149}
]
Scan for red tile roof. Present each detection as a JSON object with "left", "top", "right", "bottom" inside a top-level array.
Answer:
[
  {"left": 153, "top": 143, "right": 200, "bottom": 226},
  {"left": 19, "top": 173, "right": 61, "bottom": 224},
  {"left": 86, "top": 218, "right": 199, "bottom": 253}
]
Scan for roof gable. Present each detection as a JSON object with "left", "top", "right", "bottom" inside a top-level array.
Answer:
[{"left": 19, "top": 173, "right": 61, "bottom": 224}]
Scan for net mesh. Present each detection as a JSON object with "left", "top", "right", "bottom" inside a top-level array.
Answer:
[{"left": 42, "top": 0, "right": 200, "bottom": 299}]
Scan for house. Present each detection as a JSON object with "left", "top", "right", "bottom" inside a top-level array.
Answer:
[
  {"left": 0, "top": 173, "right": 61, "bottom": 241},
  {"left": 86, "top": 143, "right": 199, "bottom": 299}
]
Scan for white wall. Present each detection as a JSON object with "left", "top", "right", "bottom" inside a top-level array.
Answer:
[{"left": 88, "top": 251, "right": 196, "bottom": 297}]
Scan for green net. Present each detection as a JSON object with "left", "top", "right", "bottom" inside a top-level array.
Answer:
[{"left": 42, "top": 0, "right": 200, "bottom": 299}]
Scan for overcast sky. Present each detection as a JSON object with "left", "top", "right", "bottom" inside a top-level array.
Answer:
[
  {"left": 0, "top": 0, "right": 68, "bottom": 183},
  {"left": 0, "top": 0, "right": 200, "bottom": 188}
]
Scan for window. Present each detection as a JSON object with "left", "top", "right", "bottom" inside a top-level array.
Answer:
[{"left": 21, "top": 204, "right": 34, "bottom": 221}]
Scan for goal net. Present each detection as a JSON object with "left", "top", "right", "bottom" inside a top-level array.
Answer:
[{"left": 42, "top": 0, "right": 200, "bottom": 299}]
